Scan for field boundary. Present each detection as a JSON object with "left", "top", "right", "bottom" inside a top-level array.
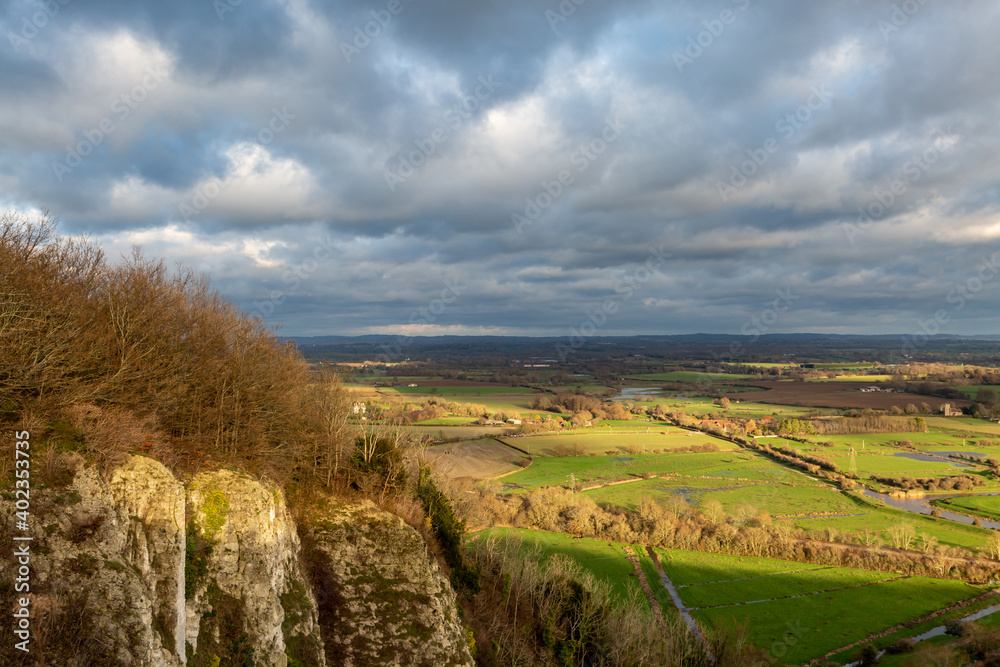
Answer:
[
  {"left": 806, "top": 588, "right": 1000, "bottom": 665},
  {"left": 492, "top": 460, "right": 532, "bottom": 480},
  {"left": 687, "top": 574, "right": 908, "bottom": 611},
  {"left": 676, "top": 565, "right": 835, "bottom": 588},
  {"left": 492, "top": 437, "right": 531, "bottom": 457}
]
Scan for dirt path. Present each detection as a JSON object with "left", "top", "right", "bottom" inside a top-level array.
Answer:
[
  {"left": 645, "top": 546, "right": 709, "bottom": 649},
  {"left": 627, "top": 551, "right": 667, "bottom": 633}
]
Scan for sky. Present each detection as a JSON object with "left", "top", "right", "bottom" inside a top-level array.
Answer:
[{"left": 2, "top": 0, "right": 1000, "bottom": 341}]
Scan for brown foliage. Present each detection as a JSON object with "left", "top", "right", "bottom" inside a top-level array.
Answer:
[{"left": 0, "top": 211, "right": 354, "bottom": 484}]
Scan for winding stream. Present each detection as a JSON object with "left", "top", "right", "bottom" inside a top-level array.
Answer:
[
  {"left": 859, "top": 488, "right": 1000, "bottom": 530},
  {"left": 843, "top": 604, "right": 1000, "bottom": 667}
]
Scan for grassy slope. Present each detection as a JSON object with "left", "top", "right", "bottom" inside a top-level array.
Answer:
[{"left": 476, "top": 528, "right": 641, "bottom": 602}]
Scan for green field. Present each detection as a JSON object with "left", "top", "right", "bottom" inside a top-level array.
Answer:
[
  {"left": 803, "top": 431, "right": 971, "bottom": 452},
  {"left": 934, "top": 495, "right": 1000, "bottom": 521},
  {"left": 500, "top": 452, "right": 726, "bottom": 490},
  {"left": 806, "top": 374, "right": 893, "bottom": 382},
  {"left": 925, "top": 416, "right": 1000, "bottom": 436},
  {"left": 699, "top": 483, "right": 861, "bottom": 517},
  {"left": 678, "top": 566, "right": 897, "bottom": 609},
  {"left": 652, "top": 548, "right": 985, "bottom": 665},
  {"left": 652, "top": 396, "right": 816, "bottom": 419},
  {"left": 624, "top": 371, "right": 754, "bottom": 383},
  {"left": 413, "top": 416, "right": 480, "bottom": 425},
  {"left": 792, "top": 494, "right": 993, "bottom": 550},
  {"left": 471, "top": 396, "right": 537, "bottom": 413},
  {"left": 471, "top": 531, "right": 984, "bottom": 664},
  {"left": 509, "top": 430, "right": 736, "bottom": 456},
  {"left": 501, "top": 449, "right": 795, "bottom": 491},
  {"left": 693, "top": 575, "right": 983, "bottom": 664},
  {"left": 953, "top": 385, "right": 1000, "bottom": 398},
  {"left": 831, "top": 453, "right": 968, "bottom": 475},
  {"left": 657, "top": 548, "right": 985, "bottom": 663},
  {"left": 807, "top": 362, "right": 880, "bottom": 370},
  {"left": 405, "top": 424, "right": 512, "bottom": 440},
  {"left": 656, "top": 548, "right": 826, "bottom": 586},
  {"left": 474, "top": 528, "right": 641, "bottom": 602},
  {"left": 582, "top": 473, "right": 856, "bottom": 518},
  {"left": 388, "top": 385, "right": 532, "bottom": 395}
]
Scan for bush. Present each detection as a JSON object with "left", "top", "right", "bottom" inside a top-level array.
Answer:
[
  {"left": 886, "top": 638, "right": 915, "bottom": 654},
  {"left": 417, "top": 468, "right": 480, "bottom": 596},
  {"left": 552, "top": 443, "right": 586, "bottom": 457},
  {"left": 945, "top": 619, "right": 966, "bottom": 637},
  {"left": 856, "top": 644, "right": 880, "bottom": 666}
]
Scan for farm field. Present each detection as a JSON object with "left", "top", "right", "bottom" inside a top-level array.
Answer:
[
  {"left": 507, "top": 430, "right": 737, "bottom": 456},
  {"left": 655, "top": 548, "right": 826, "bottom": 585},
  {"left": 405, "top": 424, "right": 513, "bottom": 440},
  {"left": 791, "top": 498, "right": 993, "bottom": 551},
  {"left": 934, "top": 495, "right": 1000, "bottom": 521},
  {"left": 466, "top": 396, "right": 537, "bottom": 413},
  {"left": 388, "top": 385, "right": 530, "bottom": 395},
  {"left": 473, "top": 528, "right": 642, "bottom": 602},
  {"left": 745, "top": 380, "right": 969, "bottom": 411},
  {"left": 584, "top": 475, "right": 855, "bottom": 518},
  {"left": 623, "top": 371, "right": 755, "bottom": 382},
  {"left": 691, "top": 575, "right": 983, "bottom": 664},
  {"left": 652, "top": 396, "right": 817, "bottom": 419},
  {"left": 652, "top": 546, "right": 986, "bottom": 665},
  {"left": 830, "top": 453, "right": 970, "bottom": 475},
  {"left": 826, "top": 591, "right": 1000, "bottom": 665},
  {"left": 425, "top": 439, "right": 525, "bottom": 479},
  {"left": 802, "top": 431, "right": 972, "bottom": 452},
  {"left": 805, "top": 374, "right": 893, "bottom": 382},
  {"left": 677, "top": 564, "right": 897, "bottom": 609},
  {"left": 499, "top": 450, "right": 774, "bottom": 491},
  {"left": 413, "top": 416, "right": 480, "bottom": 425},
  {"left": 925, "top": 416, "right": 1000, "bottom": 436},
  {"left": 323, "top": 348, "right": 1000, "bottom": 663},
  {"left": 953, "top": 385, "right": 1000, "bottom": 397}
]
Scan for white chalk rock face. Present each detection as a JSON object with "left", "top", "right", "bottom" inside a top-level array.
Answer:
[
  {"left": 303, "top": 500, "right": 474, "bottom": 667},
  {"left": 185, "top": 469, "right": 325, "bottom": 667}
]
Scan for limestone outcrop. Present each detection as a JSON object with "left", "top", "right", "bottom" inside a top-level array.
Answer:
[{"left": 0, "top": 457, "right": 473, "bottom": 667}]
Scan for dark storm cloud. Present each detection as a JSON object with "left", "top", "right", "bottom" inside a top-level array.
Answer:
[{"left": 1, "top": 0, "right": 999, "bottom": 337}]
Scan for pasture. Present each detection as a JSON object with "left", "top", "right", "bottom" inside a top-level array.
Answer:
[
  {"left": 934, "top": 495, "right": 1000, "bottom": 522},
  {"left": 389, "top": 385, "right": 529, "bottom": 396},
  {"left": 499, "top": 450, "right": 765, "bottom": 491},
  {"left": 406, "top": 424, "right": 512, "bottom": 440},
  {"left": 655, "top": 548, "right": 984, "bottom": 665},
  {"left": 507, "top": 430, "right": 736, "bottom": 456},
  {"left": 692, "top": 576, "right": 983, "bottom": 664},
  {"left": 582, "top": 472, "right": 853, "bottom": 518},
  {"left": 791, "top": 500, "right": 992, "bottom": 550},
  {"left": 830, "top": 453, "right": 970, "bottom": 475},
  {"left": 473, "top": 528, "right": 641, "bottom": 602}
]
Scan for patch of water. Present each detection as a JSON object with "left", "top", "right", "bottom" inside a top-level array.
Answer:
[
  {"left": 843, "top": 604, "right": 1000, "bottom": 667},
  {"left": 892, "top": 452, "right": 970, "bottom": 467},
  {"left": 860, "top": 489, "right": 1000, "bottom": 530},
  {"left": 612, "top": 387, "right": 662, "bottom": 401}
]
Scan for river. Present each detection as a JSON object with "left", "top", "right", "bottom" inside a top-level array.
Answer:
[
  {"left": 859, "top": 488, "right": 1000, "bottom": 530},
  {"left": 611, "top": 387, "right": 662, "bottom": 401}
]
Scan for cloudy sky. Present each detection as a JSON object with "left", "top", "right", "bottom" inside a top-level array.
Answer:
[{"left": 2, "top": 0, "right": 1000, "bottom": 339}]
